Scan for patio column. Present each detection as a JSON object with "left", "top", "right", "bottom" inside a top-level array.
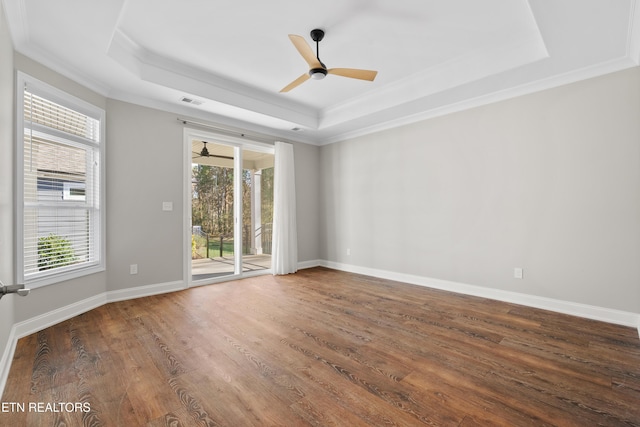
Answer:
[{"left": 251, "top": 169, "right": 263, "bottom": 255}]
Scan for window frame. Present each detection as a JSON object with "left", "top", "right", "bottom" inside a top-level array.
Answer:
[{"left": 16, "top": 72, "right": 106, "bottom": 288}]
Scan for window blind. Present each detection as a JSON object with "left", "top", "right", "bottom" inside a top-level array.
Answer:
[
  {"left": 20, "top": 78, "right": 104, "bottom": 285},
  {"left": 24, "top": 92, "right": 101, "bottom": 142}
]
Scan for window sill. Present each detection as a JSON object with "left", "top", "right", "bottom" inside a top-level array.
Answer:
[{"left": 23, "top": 263, "right": 105, "bottom": 289}]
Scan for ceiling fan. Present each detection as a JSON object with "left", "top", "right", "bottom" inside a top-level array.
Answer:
[
  {"left": 280, "top": 29, "right": 378, "bottom": 93},
  {"left": 192, "top": 142, "right": 233, "bottom": 160}
]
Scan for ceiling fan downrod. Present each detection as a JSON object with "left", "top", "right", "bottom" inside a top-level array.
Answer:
[{"left": 309, "top": 29, "right": 327, "bottom": 79}]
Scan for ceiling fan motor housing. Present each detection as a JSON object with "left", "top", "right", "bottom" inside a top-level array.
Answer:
[{"left": 309, "top": 68, "right": 327, "bottom": 79}]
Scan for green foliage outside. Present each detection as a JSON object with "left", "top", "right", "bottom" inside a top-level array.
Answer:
[
  {"left": 38, "top": 233, "right": 77, "bottom": 271},
  {"left": 192, "top": 163, "right": 274, "bottom": 259},
  {"left": 192, "top": 164, "right": 235, "bottom": 239}
]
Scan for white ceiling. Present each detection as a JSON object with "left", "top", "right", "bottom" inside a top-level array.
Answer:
[{"left": 3, "top": 0, "right": 639, "bottom": 145}]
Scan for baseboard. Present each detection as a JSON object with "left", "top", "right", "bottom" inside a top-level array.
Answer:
[
  {"left": 0, "top": 324, "right": 17, "bottom": 400},
  {"left": 106, "top": 280, "right": 185, "bottom": 303},
  {"left": 0, "top": 280, "right": 186, "bottom": 397},
  {"left": 320, "top": 260, "right": 640, "bottom": 331},
  {"left": 298, "top": 259, "right": 322, "bottom": 270},
  {"left": 12, "top": 293, "right": 107, "bottom": 341}
]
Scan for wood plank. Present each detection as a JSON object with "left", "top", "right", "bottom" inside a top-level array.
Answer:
[{"left": 2, "top": 267, "right": 639, "bottom": 426}]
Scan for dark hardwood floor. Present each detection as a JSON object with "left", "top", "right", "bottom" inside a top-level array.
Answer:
[{"left": 2, "top": 267, "right": 639, "bottom": 426}]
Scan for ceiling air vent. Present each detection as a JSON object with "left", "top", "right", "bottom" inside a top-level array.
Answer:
[{"left": 180, "top": 97, "right": 204, "bottom": 106}]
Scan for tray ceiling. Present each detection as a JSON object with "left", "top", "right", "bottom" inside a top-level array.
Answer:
[{"left": 3, "top": 0, "right": 639, "bottom": 144}]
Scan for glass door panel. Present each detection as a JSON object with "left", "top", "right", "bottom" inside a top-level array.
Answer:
[
  {"left": 241, "top": 147, "right": 274, "bottom": 274},
  {"left": 191, "top": 141, "right": 237, "bottom": 281}
]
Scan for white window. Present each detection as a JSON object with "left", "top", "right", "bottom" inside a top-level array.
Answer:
[{"left": 17, "top": 72, "right": 105, "bottom": 287}]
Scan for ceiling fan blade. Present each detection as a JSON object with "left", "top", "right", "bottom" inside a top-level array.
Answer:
[
  {"left": 327, "top": 68, "right": 378, "bottom": 81},
  {"left": 280, "top": 73, "right": 311, "bottom": 93},
  {"left": 211, "top": 154, "right": 234, "bottom": 160},
  {"left": 288, "top": 35, "right": 322, "bottom": 69}
]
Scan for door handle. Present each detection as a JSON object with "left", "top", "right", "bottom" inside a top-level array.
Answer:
[{"left": 0, "top": 281, "right": 30, "bottom": 299}]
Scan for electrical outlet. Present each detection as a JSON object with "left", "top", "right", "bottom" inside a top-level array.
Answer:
[
  {"left": 130, "top": 264, "right": 138, "bottom": 275},
  {"left": 346, "top": 248, "right": 351, "bottom": 256},
  {"left": 514, "top": 267, "right": 523, "bottom": 279}
]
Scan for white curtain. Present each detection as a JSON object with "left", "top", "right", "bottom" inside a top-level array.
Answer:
[{"left": 271, "top": 141, "right": 298, "bottom": 274}]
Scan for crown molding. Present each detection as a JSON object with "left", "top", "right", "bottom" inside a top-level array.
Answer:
[{"left": 319, "top": 56, "right": 639, "bottom": 145}]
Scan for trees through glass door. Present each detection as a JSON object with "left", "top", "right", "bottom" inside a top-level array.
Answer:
[{"left": 190, "top": 139, "right": 274, "bottom": 282}]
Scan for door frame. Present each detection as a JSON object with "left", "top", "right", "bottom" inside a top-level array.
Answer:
[{"left": 183, "top": 127, "right": 274, "bottom": 288}]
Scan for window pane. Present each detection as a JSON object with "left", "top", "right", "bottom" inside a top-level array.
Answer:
[
  {"left": 23, "top": 207, "right": 96, "bottom": 276},
  {"left": 24, "top": 135, "right": 88, "bottom": 204},
  {"left": 24, "top": 92, "right": 100, "bottom": 142},
  {"left": 20, "top": 78, "right": 103, "bottom": 285}
]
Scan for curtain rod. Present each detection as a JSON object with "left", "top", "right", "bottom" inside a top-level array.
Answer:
[{"left": 177, "top": 118, "right": 276, "bottom": 145}]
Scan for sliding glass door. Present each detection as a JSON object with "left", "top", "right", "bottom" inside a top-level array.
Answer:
[{"left": 186, "top": 131, "right": 274, "bottom": 285}]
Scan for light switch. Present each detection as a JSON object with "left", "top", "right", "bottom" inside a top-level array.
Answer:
[{"left": 162, "top": 202, "right": 173, "bottom": 211}]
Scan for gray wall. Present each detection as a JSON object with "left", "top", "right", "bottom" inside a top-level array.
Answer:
[
  {"left": 106, "top": 100, "right": 185, "bottom": 290},
  {"left": 293, "top": 141, "right": 321, "bottom": 263},
  {"left": 320, "top": 67, "right": 640, "bottom": 313},
  {"left": 0, "top": 3, "right": 15, "bottom": 353}
]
